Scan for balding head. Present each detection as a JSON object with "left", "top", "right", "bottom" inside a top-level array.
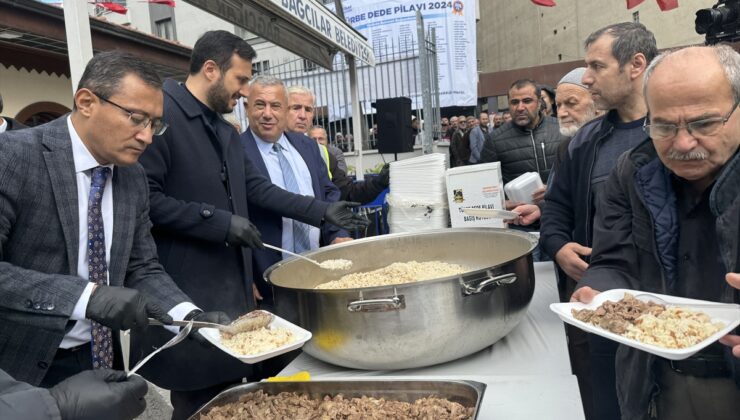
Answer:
[{"left": 643, "top": 45, "right": 740, "bottom": 192}]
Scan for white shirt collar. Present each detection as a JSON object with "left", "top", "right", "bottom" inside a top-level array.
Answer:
[
  {"left": 0, "top": 118, "right": 7, "bottom": 134},
  {"left": 66, "top": 116, "right": 114, "bottom": 174},
  {"left": 251, "top": 129, "right": 288, "bottom": 155}
]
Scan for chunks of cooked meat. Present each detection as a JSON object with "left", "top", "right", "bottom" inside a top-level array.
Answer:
[
  {"left": 199, "top": 390, "right": 474, "bottom": 420},
  {"left": 572, "top": 293, "right": 665, "bottom": 335},
  {"left": 571, "top": 293, "right": 725, "bottom": 349}
]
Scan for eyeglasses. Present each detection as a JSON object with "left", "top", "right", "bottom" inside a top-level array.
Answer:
[
  {"left": 93, "top": 92, "right": 168, "bottom": 136},
  {"left": 644, "top": 99, "right": 738, "bottom": 141}
]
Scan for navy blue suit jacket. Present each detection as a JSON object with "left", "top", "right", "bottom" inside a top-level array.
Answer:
[{"left": 241, "top": 129, "right": 346, "bottom": 299}]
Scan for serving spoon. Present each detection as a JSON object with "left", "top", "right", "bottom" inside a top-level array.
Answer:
[
  {"left": 264, "top": 243, "right": 353, "bottom": 271},
  {"left": 148, "top": 310, "right": 275, "bottom": 335},
  {"left": 634, "top": 293, "right": 740, "bottom": 312}
]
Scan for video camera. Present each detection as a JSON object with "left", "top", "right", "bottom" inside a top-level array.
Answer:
[{"left": 696, "top": 0, "right": 740, "bottom": 44}]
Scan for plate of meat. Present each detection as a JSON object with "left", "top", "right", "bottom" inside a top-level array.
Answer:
[{"left": 550, "top": 289, "right": 740, "bottom": 360}]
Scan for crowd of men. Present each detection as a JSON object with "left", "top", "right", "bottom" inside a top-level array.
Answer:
[
  {"left": 0, "top": 20, "right": 738, "bottom": 420},
  {"left": 443, "top": 21, "right": 740, "bottom": 420}
]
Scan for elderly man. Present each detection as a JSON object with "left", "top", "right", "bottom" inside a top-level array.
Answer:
[
  {"left": 540, "top": 23, "right": 658, "bottom": 420},
  {"left": 555, "top": 67, "right": 599, "bottom": 138},
  {"left": 241, "top": 76, "right": 350, "bottom": 306},
  {"left": 285, "top": 85, "right": 347, "bottom": 173},
  {"left": 572, "top": 44, "right": 740, "bottom": 420}
]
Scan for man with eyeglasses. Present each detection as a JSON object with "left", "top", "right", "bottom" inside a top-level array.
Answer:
[
  {"left": 0, "top": 50, "right": 201, "bottom": 412},
  {"left": 132, "top": 30, "right": 367, "bottom": 419},
  {"left": 571, "top": 44, "right": 740, "bottom": 420},
  {"left": 539, "top": 23, "right": 657, "bottom": 420}
]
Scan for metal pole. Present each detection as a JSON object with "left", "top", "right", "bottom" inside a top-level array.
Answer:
[
  {"left": 416, "top": 11, "right": 433, "bottom": 155},
  {"left": 334, "top": 0, "right": 365, "bottom": 180},
  {"left": 63, "top": 0, "right": 94, "bottom": 94}
]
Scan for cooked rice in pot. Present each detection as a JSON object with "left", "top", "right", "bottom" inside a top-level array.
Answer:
[{"left": 315, "top": 261, "right": 468, "bottom": 289}]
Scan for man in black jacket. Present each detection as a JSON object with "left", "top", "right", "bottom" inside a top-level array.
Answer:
[
  {"left": 572, "top": 45, "right": 740, "bottom": 420},
  {"left": 480, "top": 79, "right": 564, "bottom": 189},
  {"left": 132, "top": 30, "right": 367, "bottom": 419},
  {"left": 540, "top": 22, "right": 657, "bottom": 420}
]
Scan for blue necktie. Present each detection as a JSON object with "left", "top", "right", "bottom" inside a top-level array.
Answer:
[
  {"left": 272, "top": 143, "right": 311, "bottom": 253},
  {"left": 88, "top": 166, "right": 114, "bottom": 369}
]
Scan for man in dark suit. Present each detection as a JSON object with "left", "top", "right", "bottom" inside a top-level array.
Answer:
[
  {"left": 242, "top": 76, "right": 349, "bottom": 306},
  {"left": 0, "top": 51, "right": 202, "bottom": 406},
  {"left": 0, "top": 93, "right": 27, "bottom": 132},
  {"left": 132, "top": 30, "right": 367, "bottom": 419}
]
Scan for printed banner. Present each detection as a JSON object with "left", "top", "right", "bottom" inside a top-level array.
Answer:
[{"left": 337, "top": 0, "right": 478, "bottom": 107}]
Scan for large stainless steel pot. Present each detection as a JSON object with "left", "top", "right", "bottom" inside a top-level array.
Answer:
[{"left": 265, "top": 228, "right": 537, "bottom": 370}]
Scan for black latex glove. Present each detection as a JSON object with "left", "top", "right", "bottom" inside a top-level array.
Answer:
[
  {"left": 324, "top": 201, "right": 370, "bottom": 230},
  {"left": 226, "top": 215, "right": 264, "bottom": 249},
  {"left": 86, "top": 286, "right": 172, "bottom": 331},
  {"left": 377, "top": 163, "right": 390, "bottom": 188},
  {"left": 186, "top": 310, "right": 231, "bottom": 346},
  {"left": 50, "top": 369, "right": 147, "bottom": 420}
]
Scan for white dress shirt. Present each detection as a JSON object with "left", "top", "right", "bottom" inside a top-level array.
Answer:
[
  {"left": 251, "top": 130, "right": 319, "bottom": 257},
  {"left": 0, "top": 118, "right": 7, "bottom": 134},
  {"left": 61, "top": 117, "right": 195, "bottom": 348}
]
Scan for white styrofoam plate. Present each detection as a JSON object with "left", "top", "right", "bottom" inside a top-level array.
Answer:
[
  {"left": 461, "top": 208, "right": 520, "bottom": 219},
  {"left": 550, "top": 289, "right": 740, "bottom": 360},
  {"left": 199, "top": 314, "right": 312, "bottom": 364}
]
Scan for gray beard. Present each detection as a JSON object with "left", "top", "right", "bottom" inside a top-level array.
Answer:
[{"left": 559, "top": 125, "right": 579, "bottom": 137}]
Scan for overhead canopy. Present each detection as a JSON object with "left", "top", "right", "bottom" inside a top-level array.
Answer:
[
  {"left": 0, "top": 0, "right": 191, "bottom": 79},
  {"left": 184, "top": 0, "right": 375, "bottom": 69}
]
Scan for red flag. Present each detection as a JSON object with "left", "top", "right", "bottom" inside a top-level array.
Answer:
[
  {"left": 148, "top": 0, "right": 175, "bottom": 6},
  {"left": 531, "top": 0, "right": 556, "bottom": 6},
  {"left": 627, "top": 0, "right": 645, "bottom": 9},
  {"left": 656, "top": 0, "right": 678, "bottom": 11},
  {"left": 95, "top": 2, "right": 128, "bottom": 14}
]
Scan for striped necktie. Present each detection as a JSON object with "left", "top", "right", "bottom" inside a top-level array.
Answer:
[
  {"left": 272, "top": 143, "right": 311, "bottom": 253},
  {"left": 88, "top": 166, "right": 114, "bottom": 369}
]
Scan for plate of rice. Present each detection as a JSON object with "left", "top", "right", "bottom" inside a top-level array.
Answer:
[
  {"left": 550, "top": 289, "right": 740, "bottom": 360},
  {"left": 198, "top": 313, "right": 312, "bottom": 364}
]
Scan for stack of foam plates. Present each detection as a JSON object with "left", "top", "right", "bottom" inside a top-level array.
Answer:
[{"left": 387, "top": 153, "right": 449, "bottom": 233}]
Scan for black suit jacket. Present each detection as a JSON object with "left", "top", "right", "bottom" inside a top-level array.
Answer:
[
  {"left": 240, "top": 130, "right": 346, "bottom": 301},
  {"left": 131, "top": 80, "right": 330, "bottom": 391},
  {"left": 0, "top": 117, "right": 190, "bottom": 385}
]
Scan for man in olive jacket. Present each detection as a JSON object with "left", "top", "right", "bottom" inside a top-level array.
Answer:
[{"left": 573, "top": 45, "right": 740, "bottom": 420}]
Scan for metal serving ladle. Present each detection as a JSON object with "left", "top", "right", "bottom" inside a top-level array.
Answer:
[
  {"left": 634, "top": 293, "right": 740, "bottom": 312},
  {"left": 264, "top": 243, "right": 352, "bottom": 270},
  {"left": 128, "top": 321, "right": 192, "bottom": 377}
]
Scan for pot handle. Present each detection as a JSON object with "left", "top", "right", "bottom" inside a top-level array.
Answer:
[
  {"left": 461, "top": 273, "right": 517, "bottom": 296},
  {"left": 347, "top": 295, "right": 406, "bottom": 312}
]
